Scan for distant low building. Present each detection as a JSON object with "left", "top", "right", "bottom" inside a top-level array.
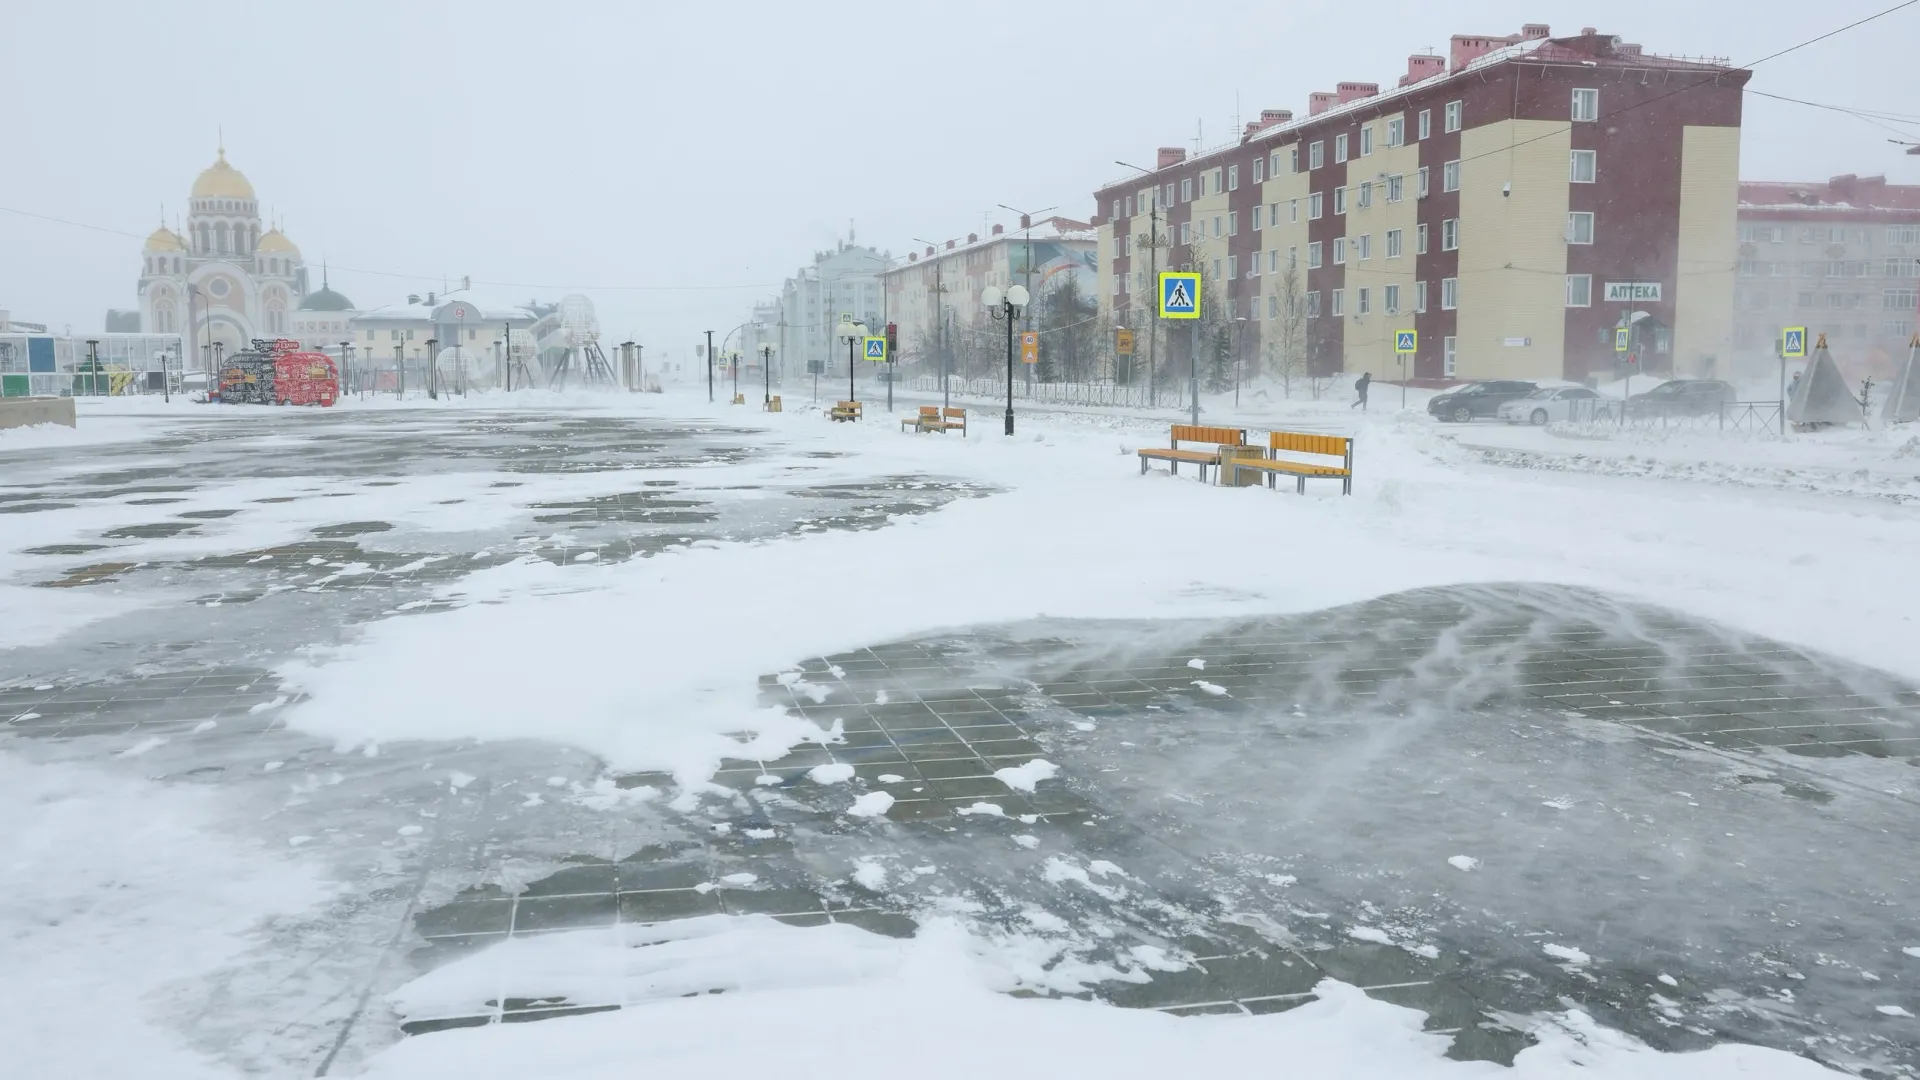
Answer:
[{"left": 1734, "top": 174, "right": 1920, "bottom": 379}]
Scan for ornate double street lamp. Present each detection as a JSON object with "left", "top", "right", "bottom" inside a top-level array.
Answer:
[
  {"left": 981, "top": 284, "right": 1029, "bottom": 435},
  {"left": 835, "top": 317, "right": 870, "bottom": 406}
]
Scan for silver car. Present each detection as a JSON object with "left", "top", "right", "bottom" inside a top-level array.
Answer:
[{"left": 1496, "top": 386, "right": 1603, "bottom": 425}]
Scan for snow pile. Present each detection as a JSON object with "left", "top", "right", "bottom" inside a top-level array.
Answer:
[
  {"left": 993, "top": 759, "right": 1059, "bottom": 792},
  {"left": 359, "top": 915, "right": 1848, "bottom": 1080}
]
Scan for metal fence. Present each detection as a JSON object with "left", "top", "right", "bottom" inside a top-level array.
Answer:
[
  {"left": 1563, "top": 397, "right": 1785, "bottom": 435},
  {"left": 905, "top": 376, "right": 1179, "bottom": 410}
]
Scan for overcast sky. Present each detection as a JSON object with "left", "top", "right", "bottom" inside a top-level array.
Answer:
[{"left": 4, "top": 0, "right": 1917, "bottom": 354}]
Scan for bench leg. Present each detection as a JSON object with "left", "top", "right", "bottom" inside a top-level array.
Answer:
[
  {"left": 1296, "top": 475, "right": 1307, "bottom": 495},
  {"left": 1171, "top": 460, "right": 1178, "bottom": 476},
  {"left": 1140, "top": 456, "right": 1148, "bottom": 475},
  {"left": 1343, "top": 476, "right": 1351, "bottom": 495}
]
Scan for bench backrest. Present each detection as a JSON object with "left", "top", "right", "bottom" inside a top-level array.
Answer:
[
  {"left": 837, "top": 400, "right": 860, "bottom": 409},
  {"left": 1171, "top": 424, "right": 1245, "bottom": 448},
  {"left": 918, "top": 405, "right": 939, "bottom": 418},
  {"left": 943, "top": 407, "right": 966, "bottom": 418},
  {"left": 1270, "top": 431, "right": 1352, "bottom": 460}
]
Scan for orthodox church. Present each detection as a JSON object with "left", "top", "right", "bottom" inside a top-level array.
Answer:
[{"left": 137, "top": 145, "right": 353, "bottom": 361}]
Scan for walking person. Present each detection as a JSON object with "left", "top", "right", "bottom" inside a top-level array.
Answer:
[{"left": 1351, "top": 371, "right": 1371, "bottom": 411}]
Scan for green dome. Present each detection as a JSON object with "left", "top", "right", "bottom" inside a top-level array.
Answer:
[{"left": 299, "top": 285, "right": 354, "bottom": 311}]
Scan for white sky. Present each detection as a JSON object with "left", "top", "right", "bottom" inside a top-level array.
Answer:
[{"left": 4, "top": 0, "right": 1917, "bottom": 353}]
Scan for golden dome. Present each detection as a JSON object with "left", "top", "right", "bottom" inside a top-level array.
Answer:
[
  {"left": 256, "top": 228, "right": 298, "bottom": 254},
  {"left": 144, "top": 225, "right": 185, "bottom": 251},
  {"left": 191, "top": 149, "right": 255, "bottom": 200}
]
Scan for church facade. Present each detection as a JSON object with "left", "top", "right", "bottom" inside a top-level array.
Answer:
[{"left": 137, "top": 148, "right": 354, "bottom": 368}]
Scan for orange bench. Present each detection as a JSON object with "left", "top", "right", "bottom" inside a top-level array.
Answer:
[
  {"left": 1229, "top": 431, "right": 1354, "bottom": 494},
  {"left": 830, "top": 400, "right": 863, "bottom": 422},
  {"left": 902, "top": 405, "right": 939, "bottom": 432},
  {"left": 1137, "top": 424, "right": 1246, "bottom": 482}
]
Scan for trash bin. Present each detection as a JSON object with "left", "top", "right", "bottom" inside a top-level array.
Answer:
[{"left": 1216, "top": 444, "right": 1268, "bottom": 487}]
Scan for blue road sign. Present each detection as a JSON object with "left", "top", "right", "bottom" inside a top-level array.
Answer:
[
  {"left": 1782, "top": 327, "right": 1806, "bottom": 358},
  {"left": 1394, "top": 330, "right": 1417, "bottom": 354},
  {"left": 863, "top": 336, "right": 887, "bottom": 361},
  {"left": 1158, "top": 272, "right": 1200, "bottom": 319}
]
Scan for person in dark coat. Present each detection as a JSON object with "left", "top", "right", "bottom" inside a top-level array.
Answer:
[{"left": 1352, "top": 372, "right": 1371, "bottom": 410}]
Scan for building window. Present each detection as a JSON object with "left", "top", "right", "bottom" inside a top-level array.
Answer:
[
  {"left": 1269, "top": 295, "right": 1280, "bottom": 318},
  {"left": 1270, "top": 203, "right": 1281, "bottom": 227},
  {"left": 1360, "top": 126, "right": 1374, "bottom": 156},
  {"left": 1212, "top": 168, "right": 1225, "bottom": 193},
  {"left": 1309, "top": 141, "right": 1324, "bottom": 169},
  {"left": 1289, "top": 199, "right": 1299, "bottom": 223},
  {"left": 1306, "top": 290, "right": 1321, "bottom": 317},
  {"left": 1418, "top": 108, "right": 1431, "bottom": 140},
  {"left": 1387, "top": 117, "right": 1404, "bottom": 146},
  {"left": 1441, "top": 218, "right": 1459, "bottom": 251},
  {"left": 1228, "top": 256, "right": 1238, "bottom": 279},
  {"left": 1334, "top": 134, "right": 1349, "bottom": 163},
  {"left": 1357, "top": 181, "right": 1372, "bottom": 208},
  {"left": 1248, "top": 253, "right": 1260, "bottom": 278},
  {"left": 1887, "top": 257, "right": 1920, "bottom": 277},
  {"left": 1417, "top": 166, "right": 1430, "bottom": 198},
  {"left": 1443, "top": 335, "right": 1457, "bottom": 376},
  {"left": 1889, "top": 226, "right": 1920, "bottom": 245},
  {"left": 1251, "top": 208, "right": 1262, "bottom": 233},
  {"left": 1333, "top": 237, "right": 1346, "bottom": 265},
  {"left": 1415, "top": 280, "right": 1428, "bottom": 313},
  {"left": 1356, "top": 287, "right": 1370, "bottom": 315},
  {"left": 1253, "top": 157, "right": 1265, "bottom": 183},
  {"left": 1442, "top": 160, "right": 1461, "bottom": 192},
  {"left": 1226, "top": 211, "right": 1238, "bottom": 236},
  {"left": 1416, "top": 223, "right": 1429, "bottom": 254},
  {"left": 1334, "top": 187, "right": 1347, "bottom": 215},
  {"left": 1885, "top": 289, "right": 1919, "bottom": 310},
  {"left": 1120, "top": 197, "right": 1130, "bottom": 218},
  {"left": 1213, "top": 259, "right": 1222, "bottom": 279},
  {"left": 1566, "top": 274, "right": 1593, "bottom": 307},
  {"left": 1227, "top": 164, "right": 1239, "bottom": 190},
  {"left": 1213, "top": 215, "right": 1223, "bottom": 237},
  {"left": 1165, "top": 183, "right": 1176, "bottom": 207},
  {"left": 1572, "top": 88, "right": 1599, "bottom": 122},
  {"left": 1566, "top": 212, "right": 1594, "bottom": 245},
  {"left": 1180, "top": 221, "right": 1191, "bottom": 244},
  {"left": 1384, "top": 284, "right": 1400, "bottom": 313},
  {"left": 1331, "top": 289, "right": 1344, "bottom": 316},
  {"left": 1309, "top": 192, "right": 1323, "bottom": 219},
  {"left": 1288, "top": 246, "right": 1298, "bottom": 269},
  {"left": 1386, "top": 229, "right": 1403, "bottom": 258},
  {"left": 1181, "top": 178, "right": 1193, "bottom": 202},
  {"left": 1308, "top": 242, "right": 1323, "bottom": 269},
  {"left": 1355, "top": 233, "right": 1371, "bottom": 260},
  {"left": 1441, "top": 277, "right": 1458, "bottom": 309},
  {"left": 1570, "top": 149, "right": 1597, "bottom": 183},
  {"left": 1444, "top": 100, "right": 1463, "bottom": 132},
  {"left": 1289, "top": 147, "right": 1300, "bottom": 173},
  {"left": 1387, "top": 174, "right": 1403, "bottom": 202}
]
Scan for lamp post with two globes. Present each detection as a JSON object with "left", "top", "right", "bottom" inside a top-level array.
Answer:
[{"left": 981, "top": 283, "right": 1030, "bottom": 436}]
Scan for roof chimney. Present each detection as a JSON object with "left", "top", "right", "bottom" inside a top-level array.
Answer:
[
  {"left": 1260, "top": 108, "right": 1292, "bottom": 126},
  {"left": 1156, "top": 146, "right": 1187, "bottom": 168},
  {"left": 967, "top": 232, "right": 978, "bottom": 243},
  {"left": 1336, "top": 81, "right": 1379, "bottom": 104},
  {"left": 1521, "top": 23, "right": 1550, "bottom": 39},
  {"left": 908, "top": 252, "right": 918, "bottom": 262},
  {"left": 1580, "top": 26, "right": 1597, "bottom": 36},
  {"left": 991, "top": 223, "right": 1004, "bottom": 235},
  {"left": 1400, "top": 53, "right": 1445, "bottom": 87},
  {"left": 946, "top": 240, "right": 956, "bottom": 250},
  {"left": 925, "top": 245, "right": 935, "bottom": 256},
  {"left": 1308, "top": 91, "right": 1338, "bottom": 116}
]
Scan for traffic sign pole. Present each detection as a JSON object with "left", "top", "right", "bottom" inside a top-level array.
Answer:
[{"left": 1393, "top": 330, "right": 1417, "bottom": 411}]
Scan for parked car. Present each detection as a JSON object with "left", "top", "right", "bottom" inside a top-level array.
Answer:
[
  {"left": 1496, "top": 385, "right": 1604, "bottom": 425},
  {"left": 1426, "top": 380, "right": 1539, "bottom": 422},
  {"left": 1627, "top": 378, "right": 1737, "bottom": 417}
]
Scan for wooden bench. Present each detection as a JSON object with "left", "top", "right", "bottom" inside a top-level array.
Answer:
[
  {"left": 829, "top": 400, "right": 863, "bottom": 422},
  {"left": 764, "top": 395, "right": 783, "bottom": 413},
  {"left": 1229, "top": 431, "right": 1354, "bottom": 494},
  {"left": 1137, "top": 424, "right": 1247, "bottom": 482},
  {"left": 731, "top": 393, "right": 746, "bottom": 405},
  {"left": 903, "top": 405, "right": 940, "bottom": 432},
  {"left": 934, "top": 406, "right": 967, "bottom": 436}
]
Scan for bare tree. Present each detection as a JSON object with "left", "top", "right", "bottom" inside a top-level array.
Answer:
[
  {"left": 1035, "top": 273, "right": 1097, "bottom": 383},
  {"left": 1264, "top": 267, "right": 1310, "bottom": 398}
]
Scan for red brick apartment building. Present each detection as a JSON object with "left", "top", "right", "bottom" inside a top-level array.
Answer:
[{"left": 1094, "top": 24, "right": 1749, "bottom": 383}]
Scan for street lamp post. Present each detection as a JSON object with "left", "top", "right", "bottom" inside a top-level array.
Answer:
[
  {"left": 836, "top": 318, "right": 869, "bottom": 407},
  {"left": 425, "top": 338, "right": 439, "bottom": 400},
  {"left": 704, "top": 330, "right": 715, "bottom": 402},
  {"left": 1116, "top": 162, "right": 1170, "bottom": 404},
  {"left": 761, "top": 344, "right": 773, "bottom": 406},
  {"left": 981, "top": 284, "right": 1030, "bottom": 435}
]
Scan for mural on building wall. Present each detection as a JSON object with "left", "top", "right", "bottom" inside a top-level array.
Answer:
[{"left": 1008, "top": 241, "right": 1097, "bottom": 293}]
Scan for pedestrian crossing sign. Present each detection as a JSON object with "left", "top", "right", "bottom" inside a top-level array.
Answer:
[
  {"left": 1614, "top": 327, "right": 1630, "bottom": 353},
  {"left": 1158, "top": 272, "right": 1200, "bottom": 320},
  {"left": 864, "top": 336, "right": 887, "bottom": 361},
  {"left": 1394, "top": 330, "right": 1417, "bottom": 354},
  {"left": 1782, "top": 327, "right": 1806, "bottom": 358}
]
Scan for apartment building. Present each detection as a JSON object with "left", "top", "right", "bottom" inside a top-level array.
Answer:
[
  {"left": 881, "top": 216, "right": 1096, "bottom": 374},
  {"left": 1094, "top": 24, "right": 1748, "bottom": 384},
  {"left": 1734, "top": 174, "right": 1920, "bottom": 377}
]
